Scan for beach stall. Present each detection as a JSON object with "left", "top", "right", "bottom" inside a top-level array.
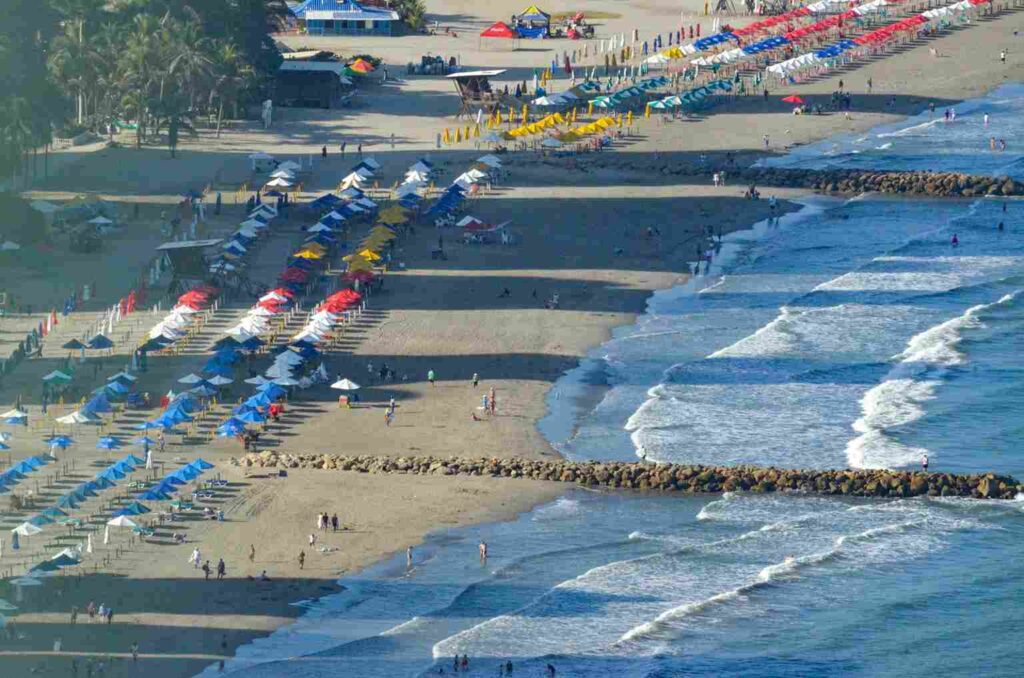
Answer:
[
  {"left": 447, "top": 69, "right": 508, "bottom": 117},
  {"left": 479, "top": 21, "right": 521, "bottom": 50},
  {"left": 513, "top": 5, "right": 551, "bottom": 39}
]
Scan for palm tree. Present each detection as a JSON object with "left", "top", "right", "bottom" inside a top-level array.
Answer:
[
  {"left": 0, "top": 97, "right": 35, "bottom": 186},
  {"left": 166, "top": 20, "right": 213, "bottom": 112},
  {"left": 119, "top": 15, "right": 162, "bottom": 147},
  {"left": 49, "top": 22, "right": 99, "bottom": 125},
  {"left": 50, "top": 0, "right": 106, "bottom": 123},
  {"left": 208, "top": 42, "right": 253, "bottom": 137}
]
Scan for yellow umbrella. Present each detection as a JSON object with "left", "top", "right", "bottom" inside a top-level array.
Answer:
[
  {"left": 627, "top": 111, "right": 634, "bottom": 126},
  {"left": 358, "top": 249, "right": 382, "bottom": 261},
  {"left": 369, "top": 224, "right": 397, "bottom": 235},
  {"left": 302, "top": 242, "right": 328, "bottom": 253},
  {"left": 571, "top": 108, "right": 578, "bottom": 123},
  {"left": 455, "top": 128, "right": 463, "bottom": 143},
  {"left": 588, "top": 101, "right": 594, "bottom": 116},
  {"left": 474, "top": 124, "right": 481, "bottom": 138},
  {"left": 443, "top": 128, "right": 451, "bottom": 144},
  {"left": 346, "top": 259, "right": 374, "bottom": 272},
  {"left": 292, "top": 249, "right": 324, "bottom": 260}
]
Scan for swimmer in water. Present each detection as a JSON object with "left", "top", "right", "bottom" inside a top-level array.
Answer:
[
  {"left": 951, "top": 233, "right": 959, "bottom": 247},
  {"left": 998, "top": 221, "right": 1005, "bottom": 231}
]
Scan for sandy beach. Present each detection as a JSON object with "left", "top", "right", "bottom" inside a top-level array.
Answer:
[{"left": 2, "top": 0, "right": 1024, "bottom": 675}]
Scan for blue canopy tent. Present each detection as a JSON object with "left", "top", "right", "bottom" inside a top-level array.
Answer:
[
  {"left": 91, "top": 475, "right": 116, "bottom": 490},
  {"left": 515, "top": 4, "right": 550, "bottom": 38},
  {"left": 56, "top": 494, "right": 81, "bottom": 509},
  {"left": 46, "top": 435, "right": 75, "bottom": 449},
  {"left": 113, "top": 501, "right": 151, "bottom": 516},
  {"left": 138, "top": 487, "right": 173, "bottom": 501},
  {"left": 217, "top": 419, "right": 246, "bottom": 437},
  {"left": 105, "top": 380, "right": 130, "bottom": 397}
]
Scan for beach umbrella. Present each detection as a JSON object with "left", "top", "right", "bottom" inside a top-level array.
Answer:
[
  {"left": 244, "top": 375, "right": 272, "bottom": 386},
  {"left": 330, "top": 379, "right": 361, "bottom": 391},
  {"left": 42, "top": 370, "right": 73, "bottom": 383},
  {"left": 46, "top": 435, "right": 74, "bottom": 449},
  {"left": 106, "top": 515, "right": 138, "bottom": 528},
  {"left": 781, "top": 95, "right": 805, "bottom": 104},
  {"left": 138, "top": 487, "right": 171, "bottom": 501},
  {"left": 207, "top": 375, "right": 234, "bottom": 386},
  {"left": 192, "top": 458, "right": 215, "bottom": 470},
  {"left": 0, "top": 432, "right": 10, "bottom": 442},
  {"left": 87, "top": 334, "right": 114, "bottom": 350},
  {"left": 62, "top": 339, "right": 87, "bottom": 350},
  {"left": 12, "top": 522, "right": 43, "bottom": 537},
  {"left": 9, "top": 577, "right": 42, "bottom": 587},
  {"left": 177, "top": 373, "right": 204, "bottom": 385},
  {"left": 96, "top": 436, "right": 122, "bottom": 450},
  {"left": 237, "top": 409, "right": 267, "bottom": 424},
  {"left": 134, "top": 421, "right": 163, "bottom": 431},
  {"left": 133, "top": 436, "right": 157, "bottom": 446},
  {"left": 91, "top": 476, "right": 115, "bottom": 490},
  {"left": 0, "top": 600, "right": 17, "bottom": 612}
]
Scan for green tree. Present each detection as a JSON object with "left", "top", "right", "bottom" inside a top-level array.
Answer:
[{"left": 208, "top": 42, "right": 253, "bottom": 137}]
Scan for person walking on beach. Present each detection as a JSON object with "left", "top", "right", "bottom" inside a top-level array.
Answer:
[
  {"left": 472, "top": 372, "right": 479, "bottom": 387},
  {"left": 217, "top": 558, "right": 226, "bottom": 580},
  {"left": 190, "top": 547, "right": 201, "bottom": 569},
  {"left": 309, "top": 533, "right": 317, "bottom": 547},
  {"left": 321, "top": 145, "right": 327, "bottom": 160},
  {"left": 922, "top": 455, "right": 929, "bottom": 472},
  {"left": 428, "top": 369, "right": 436, "bottom": 386},
  {"left": 249, "top": 544, "right": 256, "bottom": 563},
  {"left": 331, "top": 513, "right": 339, "bottom": 531},
  {"left": 203, "top": 560, "right": 211, "bottom": 580},
  {"left": 1000, "top": 49, "right": 1007, "bottom": 63},
  {"left": 70, "top": 605, "right": 78, "bottom": 624},
  {"left": 298, "top": 550, "right": 305, "bottom": 569},
  {"left": 488, "top": 388, "right": 497, "bottom": 415},
  {"left": 763, "top": 134, "right": 770, "bottom": 149},
  {"left": 385, "top": 409, "right": 394, "bottom": 427}
]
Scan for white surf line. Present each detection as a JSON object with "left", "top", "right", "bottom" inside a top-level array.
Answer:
[{"left": 845, "top": 290, "right": 1020, "bottom": 470}]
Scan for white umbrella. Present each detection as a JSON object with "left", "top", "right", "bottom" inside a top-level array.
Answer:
[
  {"left": 272, "top": 377, "right": 300, "bottom": 386},
  {"left": 9, "top": 577, "right": 42, "bottom": 587},
  {"left": 270, "top": 168, "right": 296, "bottom": 179},
  {"left": 244, "top": 376, "right": 272, "bottom": 385},
  {"left": 12, "top": 523, "right": 43, "bottom": 537},
  {"left": 103, "top": 526, "right": 109, "bottom": 545},
  {"left": 88, "top": 216, "right": 114, "bottom": 225},
  {"left": 0, "top": 432, "right": 12, "bottom": 442},
  {"left": 330, "top": 379, "right": 361, "bottom": 391},
  {"left": 86, "top": 534, "right": 93, "bottom": 554},
  {"left": 277, "top": 160, "right": 301, "bottom": 171},
  {"left": 177, "top": 373, "right": 204, "bottom": 385},
  {"left": 208, "top": 375, "right": 233, "bottom": 386},
  {"left": 265, "top": 177, "right": 293, "bottom": 188},
  {"left": 1, "top": 409, "right": 27, "bottom": 418},
  {"left": 0, "top": 599, "right": 16, "bottom": 612},
  {"left": 107, "top": 372, "right": 137, "bottom": 382},
  {"left": 541, "top": 138, "right": 564, "bottom": 148},
  {"left": 56, "top": 410, "right": 99, "bottom": 425},
  {"left": 106, "top": 516, "right": 134, "bottom": 530}
]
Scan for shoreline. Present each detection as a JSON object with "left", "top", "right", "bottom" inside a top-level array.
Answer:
[{"left": 5, "top": 4, "right": 1024, "bottom": 675}]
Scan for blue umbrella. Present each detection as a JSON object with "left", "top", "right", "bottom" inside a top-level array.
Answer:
[
  {"left": 41, "top": 507, "right": 68, "bottom": 518},
  {"left": 75, "top": 484, "right": 99, "bottom": 498},
  {"left": 0, "top": 443, "right": 9, "bottom": 451},
  {"left": 87, "top": 334, "right": 114, "bottom": 350},
  {"left": 237, "top": 409, "right": 267, "bottom": 424},
  {"left": 133, "top": 436, "right": 157, "bottom": 446},
  {"left": 192, "top": 458, "right": 215, "bottom": 470},
  {"left": 97, "top": 436, "right": 122, "bottom": 450},
  {"left": 105, "top": 381, "right": 130, "bottom": 396},
  {"left": 244, "top": 393, "right": 272, "bottom": 408},
  {"left": 134, "top": 421, "right": 163, "bottom": 431},
  {"left": 138, "top": 488, "right": 172, "bottom": 501},
  {"left": 12, "top": 460, "right": 35, "bottom": 474},
  {"left": 173, "top": 466, "right": 201, "bottom": 481},
  {"left": 57, "top": 495, "right": 80, "bottom": 509},
  {"left": 91, "top": 476, "right": 116, "bottom": 489},
  {"left": 162, "top": 475, "right": 187, "bottom": 486},
  {"left": 122, "top": 453, "right": 145, "bottom": 465},
  {"left": 46, "top": 436, "right": 74, "bottom": 448}
]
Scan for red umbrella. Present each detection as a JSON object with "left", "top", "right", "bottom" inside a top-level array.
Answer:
[{"left": 781, "top": 95, "right": 805, "bottom": 104}]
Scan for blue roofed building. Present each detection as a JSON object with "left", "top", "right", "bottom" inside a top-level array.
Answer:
[{"left": 292, "top": 0, "right": 401, "bottom": 36}]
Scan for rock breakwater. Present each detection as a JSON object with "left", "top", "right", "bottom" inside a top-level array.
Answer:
[
  {"left": 735, "top": 168, "right": 1024, "bottom": 198},
  {"left": 234, "top": 452, "right": 1021, "bottom": 500}
]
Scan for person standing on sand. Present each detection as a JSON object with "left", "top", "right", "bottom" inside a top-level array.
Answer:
[
  {"left": 217, "top": 558, "right": 226, "bottom": 580},
  {"left": 385, "top": 409, "right": 394, "bottom": 427},
  {"left": 472, "top": 372, "right": 479, "bottom": 387},
  {"left": 331, "top": 513, "right": 339, "bottom": 531},
  {"left": 407, "top": 546, "right": 414, "bottom": 567},
  {"left": 1000, "top": 49, "right": 1007, "bottom": 63},
  {"left": 298, "top": 550, "right": 305, "bottom": 569},
  {"left": 203, "top": 560, "right": 211, "bottom": 580},
  {"left": 249, "top": 544, "right": 255, "bottom": 563},
  {"left": 70, "top": 605, "right": 78, "bottom": 624},
  {"left": 131, "top": 642, "right": 139, "bottom": 662},
  {"left": 867, "top": 77, "right": 872, "bottom": 93},
  {"left": 763, "top": 134, "right": 770, "bottom": 149},
  {"left": 922, "top": 455, "right": 929, "bottom": 472},
  {"left": 309, "top": 533, "right": 317, "bottom": 547},
  {"left": 321, "top": 145, "right": 327, "bottom": 159},
  {"left": 190, "top": 547, "right": 201, "bottom": 569},
  {"left": 489, "top": 388, "right": 497, "bottom": 415},
  {"left": 428, "top": 369, "right": 436, "bottom": 386}
]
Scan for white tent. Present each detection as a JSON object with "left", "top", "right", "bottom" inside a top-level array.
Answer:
[
  {"left": 278, "top": 160, "right": 302, "bottom": 172},
  {"left": 270, "top": 168, "right": 296, "bottom": 179},
  {"left": 87, "top": 216, "right": 114, "bottom": 225},
  {"left": 265, "top": 177, "right": 293, "bottom": 188},
  {"left": 56, "top": 410, "right": 100, "bottom": 425},
  {"left": 408, "top": 161, "right": 433, "bottom": 174}
]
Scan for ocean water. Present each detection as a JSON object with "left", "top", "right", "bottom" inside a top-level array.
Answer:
[{"left": 204, "top": 86, "right": 1024, "bottom": 677}]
